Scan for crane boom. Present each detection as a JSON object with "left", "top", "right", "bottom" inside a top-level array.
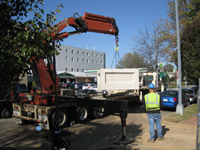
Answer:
[
  {"left": 32, "top": 12, "right": 119, "bottom": 94},
  {"left": 51, "top": 12, "right": 118, "bottom": 40}
]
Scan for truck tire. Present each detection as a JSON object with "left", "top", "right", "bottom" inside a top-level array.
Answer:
[
  {"left": 50, "top": 109, "right": 68, "bottom": 130},
  {"left": 1, "top": 108, "right": 11, "bottom": 118},
  {"left": 73, "top": 106, "right": 88, "bottom": 123},
  {"left": 92, "top": 107, "right": 105, "bottom": 119}
]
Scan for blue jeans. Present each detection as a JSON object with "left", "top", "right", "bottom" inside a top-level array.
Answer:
[{"left": 147, "top": 113, "right": 163, "bottom": 140}]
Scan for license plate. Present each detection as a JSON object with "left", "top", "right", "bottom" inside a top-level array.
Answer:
[{"left": 163, "top": 99, "right": 168, "bottom": 102}]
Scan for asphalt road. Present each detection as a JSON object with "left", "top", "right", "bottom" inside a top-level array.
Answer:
[{"left": 0, "top": 102, "right": 175, "bottom": 150}]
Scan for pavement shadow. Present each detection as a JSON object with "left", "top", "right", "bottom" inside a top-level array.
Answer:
[
  {"left": 67, "top": 117, "right": 143, "bottom": 150},
  {"left": 154, "top": 125, "right": 170, "bottom": 141},
  {"left": 161, "top": 107, "right": 176, "bottom": 112},
  {"left": 0, "top": 122, "right": 52, "bottom": 150},
  {"left": 128, "top": 102, "right": 146, "bottom": 114},
  {"left": 0, "top": 117, "right": 143, "bottom": 150}
]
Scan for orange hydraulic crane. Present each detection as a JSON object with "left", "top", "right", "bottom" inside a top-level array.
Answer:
[{"left": 31, "top": 12, "right": 119, "bottom": 94}]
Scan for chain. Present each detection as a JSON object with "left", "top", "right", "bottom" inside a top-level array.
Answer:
[
  {"left": 115, "top": 35, "right": 119, "bottom": 52},
  {"left": 115, "top": 35, "right": 119, "bottom": 46}
]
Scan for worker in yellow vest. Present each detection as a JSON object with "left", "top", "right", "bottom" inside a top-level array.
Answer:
[{"left": 143, "top": 83, "right": 164, "bottom": 143}]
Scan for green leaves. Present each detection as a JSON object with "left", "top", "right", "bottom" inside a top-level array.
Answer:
[
  {"left": 181, "top": 14, "right": 200, "bottom": 85},
  {"left": 117, "top": 52, "right": 150, "bottom": 69},
  {"left": 0, "top": 0, "right": 63, "bottom": 91}
]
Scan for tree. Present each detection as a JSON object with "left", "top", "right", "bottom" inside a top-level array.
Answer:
[
  {"left": 0, "top": 0, "right": 63, "bottom": 93},
  {"left": 117, "top": 52, "right": 150, "bottom": 69},
  {"left": 164, "top": 63, "right": 174, "bottom": 72},
  {"left": 167, "top": 0, "right": 200, "bottom": 28},
  {"left": 159, "top": 0, "right": 200, "bottom": 66},
  {"left": 181, "top": 13, "right": 200, "bottom": 85},
  {"left": 131, "top": 24, "right": 168, "bottom": 71}
]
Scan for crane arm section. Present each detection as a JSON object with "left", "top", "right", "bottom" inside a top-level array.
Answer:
[{"left": 51, "top": 12, "right": 119, "bottom": 41}]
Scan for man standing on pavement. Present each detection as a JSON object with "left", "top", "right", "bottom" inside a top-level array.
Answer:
[{"left": 143, "top": 83, "right": 164, "bottom": 143}]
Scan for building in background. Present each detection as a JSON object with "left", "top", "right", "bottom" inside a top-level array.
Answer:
[
  {"left": 56, "top": 45, "right": 106, "bottom": 72},
  {"left": 56, "top": 45, "right": 106, "bottom": 83}
]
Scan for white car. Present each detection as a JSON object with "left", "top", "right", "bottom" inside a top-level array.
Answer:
[{"left": 82, "top": 83, "right": 97, "bottom": 91}]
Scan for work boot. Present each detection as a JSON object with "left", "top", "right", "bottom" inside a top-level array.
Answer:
[
  {"left": 158, "top": 137, "right": 165, "bottom": 141},
  {"left": 147, "top": 139, "right": 154, "bottom": 143}
]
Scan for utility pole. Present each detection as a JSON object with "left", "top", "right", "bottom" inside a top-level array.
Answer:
[
  {"left": 167, "top": 62, "right": 169, "bottom": 89},
  {"left": 175, "top": 0, "right": 184, "bottom": 115}
]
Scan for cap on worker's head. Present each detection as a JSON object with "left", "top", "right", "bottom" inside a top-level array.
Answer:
[{"left": 149, "top": 83, "right": 155, "bottom": 89}]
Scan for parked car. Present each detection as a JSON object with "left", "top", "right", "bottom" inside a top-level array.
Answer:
[
  {"left": 74, "top": 82, "right": 86, "bottom": 90},
  {"left": 182, "top": 88, "right": 197, "bottom": 103},
  {"left": 159, "top": 90, "right": 190, "bottom": 109},
  {"left": 82, "top": 84, "right": 98, "bottom": 94},
  {"left": 13, "top": 83, "right": 28, "bottom": 93},
  {"left": 0, "top": 83, "right": 28, "bottom": 118},
  {"left": 191, "top": 86, "right": 198, "bottom": 91},
  {"left": 0, "top": 90, "right": 12, "bottom": 118},
  {"left": 82, "top": 83, "right": 97, "bottom": 90},
  {"left": 60, "top": 83, "right": 72, "bottom": 89}
]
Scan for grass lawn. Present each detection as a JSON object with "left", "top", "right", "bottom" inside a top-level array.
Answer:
[{"left": 164, "top": 104, "right": 198, "bottom": 123}]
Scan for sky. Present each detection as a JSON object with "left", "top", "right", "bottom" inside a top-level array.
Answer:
[{"left": 27, "top": 0, "right": 170, "bottom": 68}]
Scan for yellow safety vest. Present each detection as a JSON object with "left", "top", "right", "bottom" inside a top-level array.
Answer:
[{"left": 145, "top": 93, "right": 160, "bottom": 111}]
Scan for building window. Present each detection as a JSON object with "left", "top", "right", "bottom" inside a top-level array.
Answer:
[
  {"left": 82, "top": 58, "right": 84, "bottom": 62},
  {"left": 71, "top": 68, "right": 73, "bottom": 71},
  {"left": 92, "top": 60, "right": 94, "bottom": 64},
  {"left": 101, "top": 54, "right": 103, "bottom": 57},
  {"left": 71, "top": 57, "right": 74, "bottom": 61},
  {"left": 87, "top": 52, "right": 89, "bottom": 56},
  {"left": 82, "top": 52, "right": 85, "bottom": 55},
  {"left": 65, "top": 68, "right": 68, "bottom": 71},
  {"left": 82, "top": 69, "right": 84, "bottom": 72},
  {"left": 77, "top": 68, "right": 79, "bottom": 72},
  {"left": 77, "top": 58, "right": 79, "bottom": 62},
  {"left": 92, "top": 53, "right": 94, "bottom": 56},
  {"left": 66, "top": 49, "right": 68, "bottom": 53},
  {"left": 96, "top": 54, "right": 98, "bottom": 57},
  {"left": 77, "top": 51, "right": 79, "bottom": 54},
  {"left": 66, "top": 56, "right": 68, "bottom": 61},
  {"left": 96, "top": 60, "right": 98, "bottom": 64},
  {"left": 72, "top": 50, "right": 74, "bottom": 53},
  {"left": 101, "top": 61, "right": 103, "bottom": 64},
  {"left": 87, "top": 59, "right": 89, "bottom": 63}
]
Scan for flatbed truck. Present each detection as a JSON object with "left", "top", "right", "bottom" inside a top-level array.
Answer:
[{"left": 11, "top": 12, "right": 131, "bottom": 135}]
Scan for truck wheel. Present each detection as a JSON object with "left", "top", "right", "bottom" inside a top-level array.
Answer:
[
  {"left": 74, "top": 107, "right": 88, "bottom": 123},
  {"left": 1, "top": 108, "right": 11, "bottom": 118},
  {"left": 50, "top": 109, "right": 68, "bottom": 130},
  {"left": 93, "top": 107, "right": 105, "bottom": 119}
]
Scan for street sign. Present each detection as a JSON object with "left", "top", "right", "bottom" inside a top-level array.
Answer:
[
  {"left": 177, "top": 79, "right": 180, "bottom": 87},
  {"left": 160, "top": 72, "right": 164, "bottom": 78},
  {"left": 158, "top": 62, "right": 164, "bottom": 69},
  {"left": 176, "top": 70, "right": 179, "bottom": 79},
  {"left": 158, "top": 62, "right": 164, "bottom": 72}
]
